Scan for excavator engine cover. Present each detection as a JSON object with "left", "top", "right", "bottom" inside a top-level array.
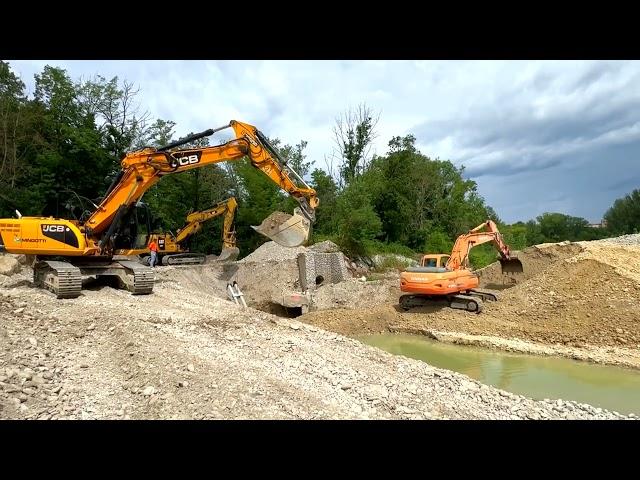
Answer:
[
  {"left": 252, "top": 208, "right": 310, "bottom": 247},
  {"left": 500, "top": 257, "right": 524, "bottom": 274}
]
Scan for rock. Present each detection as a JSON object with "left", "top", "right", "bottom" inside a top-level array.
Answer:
[
  {"left": 616, "top": 328, "right": 623, "bottom": 334},
  {"left": 14, "top": 307, "right": 25, "bottom": 315},
  {"left": 0, "top": 256, "right": 21, "bottom": 276},
  {"left": 28, "top": 337, "right": 37, "bottom": 347},
  {"left": 289, "top": 324, "right": 300, "bottom": 331},
  {"left": 187, "top": 363, "right": 195, "bottom": 372},
  {"left": 178, "top": 381, "right": 189, "bottom": 388},
  {"left": 22, "top": 388, "right": 35, "bottom": 395},
  {"left": 86, "top": 324, "right": 96, "bottom": 331},
  {"left": 80, "top": 363, "right": 89, "bottom": 369},
  {"left": 142, "top": 386, "right": 155, "bottom": 396},
  {"left": 18, "top": 393, "right": 27, "bottom": 403}
]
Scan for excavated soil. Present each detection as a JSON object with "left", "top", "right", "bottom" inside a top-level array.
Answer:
[{"left": 298, "top": 238, "right": 640, "bottom": 369}]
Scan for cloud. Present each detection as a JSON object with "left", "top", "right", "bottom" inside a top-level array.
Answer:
[{"left": 7, "top": 59, "right": 640, "bottom": 223}]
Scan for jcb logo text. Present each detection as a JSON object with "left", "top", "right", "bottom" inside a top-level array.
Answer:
[{"left": 176, "top": 155, "right": 200, "bottom": 166}]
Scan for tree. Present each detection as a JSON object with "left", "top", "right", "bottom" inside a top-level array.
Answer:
[
  {"left": 333, "top": 178, "right": 382, "bottom": 255},
  {"left": 78, "top": 75, "right": 151, "bottom": 160},
  {"left": 310, "top": 168, "right": 339, "bottom": 235},
  {"left": 604, "top": 189, "right": 640, "bottom": 235},
  {"left": 0, "top": 61, "right": 27, "bottom": 213},
  {"left": 332, "top": 103, "right": 380, "bottom": 187}
]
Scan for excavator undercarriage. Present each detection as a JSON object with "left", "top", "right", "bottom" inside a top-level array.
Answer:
[
  {"left": 399, "top": 289, "right": 498, "bottom": 313},
  {"left": 33, "top": 258, "right": 154, "bottom": 299}
]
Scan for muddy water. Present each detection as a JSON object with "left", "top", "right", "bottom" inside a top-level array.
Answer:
[{"left": 360, "top": 333, "right": 640, "bottom": 415}]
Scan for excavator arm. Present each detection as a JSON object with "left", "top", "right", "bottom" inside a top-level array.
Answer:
[
  {"left": 446, "top": 220, "right": 523, "bottom": 273},
  {"left": 86, "top": 120, "right": 318, "bottom": 251},
  {"left": 175, "top": 197, "right": 238, "bottom": 249}
]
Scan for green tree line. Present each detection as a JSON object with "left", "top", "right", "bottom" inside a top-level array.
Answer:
[{"left": 1, "top": 62, "right": 636, "bottom": 268}]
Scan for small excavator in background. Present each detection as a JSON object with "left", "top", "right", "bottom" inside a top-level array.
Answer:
[
  {"left": 399, "top": 220, "right": 523, "bottom": 313},
  {"left": 116, "top": 197, "right": 239, "bottom": 266}
]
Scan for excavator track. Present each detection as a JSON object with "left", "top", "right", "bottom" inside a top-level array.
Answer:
[
  {"left": 115, "top": 260, "right": 155, "bottom": 294},
  {"left": 162, "top": 253, "right": 206, "bottom": 266},
  {"left": 449, "top": 294, "right": 483, "bottom": 313},
  {"left": 34, "top": 260, "right": 82, "bottom": 299},
  {"left": 467, "top": 289, "right": 498, "bottom": 302},
  {"left": 399, "top": 294, "right": 483, "bottom": 313}
]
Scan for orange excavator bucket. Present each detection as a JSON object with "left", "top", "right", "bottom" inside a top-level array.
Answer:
[
  {"left": 500, "top": 257, "right": 524, "bottom": 274},
  {"left": 252, "top": 208, "right": 311, "bottom": 247}
]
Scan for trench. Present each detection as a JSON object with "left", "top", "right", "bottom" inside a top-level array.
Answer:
[{"left": 359, "top": 333, "right": 640, "bottom": 416}]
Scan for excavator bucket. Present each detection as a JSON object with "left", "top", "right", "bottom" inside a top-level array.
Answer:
[
  {"left": 252, "top": 210, "right": 310, "bottom": 248},
  {"left": 215, "top": 247, "right": 240, "bottom": 263},
  {"left": 500, "top": 257, "right": 524, "bottom": 274}
]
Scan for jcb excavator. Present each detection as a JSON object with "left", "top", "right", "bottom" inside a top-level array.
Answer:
[
  {"left": 399, "top": 220, "right": 523, "bottom": 313},
  {"left": 0, "top": 120, "right": 318, "bottom": 298},
  {"left": 116, "top": 197, "right": 240, "bottom": 266}
]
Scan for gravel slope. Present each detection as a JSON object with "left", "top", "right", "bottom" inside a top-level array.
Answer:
[{"left": 0, "top": 267, "right": 633, "bottom": 420}]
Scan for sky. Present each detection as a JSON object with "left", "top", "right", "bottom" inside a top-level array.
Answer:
[{"left": 7, "top": 60, "right": 640, "bottom": 223}]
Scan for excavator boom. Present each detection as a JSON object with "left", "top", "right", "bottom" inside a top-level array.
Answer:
[
  {"left": 446, "top": 220, "right": 523, "bottom": 274},
  {"left": 86, "top": 120, "right": 317, "bottom": 251}
]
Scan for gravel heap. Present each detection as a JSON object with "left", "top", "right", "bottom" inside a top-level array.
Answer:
[
  {"left": 596, "top": 233, "right": 640, "bottom": 246},
  {"left": 239, "top": 241, "right": 309, "bottom": 263}
]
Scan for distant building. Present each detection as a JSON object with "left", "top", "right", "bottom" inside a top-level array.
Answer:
[{"left": 588, "top": 219, "right": 607, "bottom": 228}]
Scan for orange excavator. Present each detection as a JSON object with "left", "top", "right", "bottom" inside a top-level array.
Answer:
[
  {"left": 399, "top": 220, "right": 523, "bottom": 313},
  {"left": 0, "top": 120, "right": 318, "bottom": 298}
]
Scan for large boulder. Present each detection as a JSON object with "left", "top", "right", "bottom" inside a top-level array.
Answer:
[{"left": 0, "top": 255, "right": 21, "bottom": 276}]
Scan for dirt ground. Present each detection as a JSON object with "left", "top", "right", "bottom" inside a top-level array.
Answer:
[
  {"left": 2, "top": 236, "right": 639, "bottom": 419},
  {"left": 298, "top": 239, "right": 640, "bottom": 369},
  {"left": 0, "top": 253, "right": 632, "bottom": 419}
]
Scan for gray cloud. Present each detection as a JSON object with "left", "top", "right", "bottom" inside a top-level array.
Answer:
[{"left": 7, "top": 60, "right": 640, "bottom": 223}]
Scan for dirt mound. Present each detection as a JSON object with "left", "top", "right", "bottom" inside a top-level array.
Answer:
[
  {"left": 311, "top": 277, "right": 399, "bottom": 311},
  {"left": 476, "top": 242, "right": 585, "bottom": 289},
  {"left": 486, "top": 257, "right": 640, "bottom": 346}
]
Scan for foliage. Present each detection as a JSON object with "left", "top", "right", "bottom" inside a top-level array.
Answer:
[{"left": 0, "top": 61, "right": 628, "bottom": 265}]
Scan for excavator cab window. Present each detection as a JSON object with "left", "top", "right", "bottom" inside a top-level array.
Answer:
[
  {"left": 133, "top": 203, "right": 152, "bottom": 249},
  {"left": 425, "top": 258, "right": 437, "bottom": 267}
]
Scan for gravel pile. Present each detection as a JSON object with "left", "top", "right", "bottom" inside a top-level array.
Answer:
[
  {"left": 239, "top": 241, "right": 309, "bottom": 263},
  {"left": 597, "top": 234, "right": 640, "bottom": 246},
  {"left": 0, "top": 288, "right": 634, "bottom": 420}
]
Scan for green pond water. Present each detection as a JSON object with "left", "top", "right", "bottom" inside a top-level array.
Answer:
[{"left": 359, "top": 333, "right": 640, "bottom": 416}]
